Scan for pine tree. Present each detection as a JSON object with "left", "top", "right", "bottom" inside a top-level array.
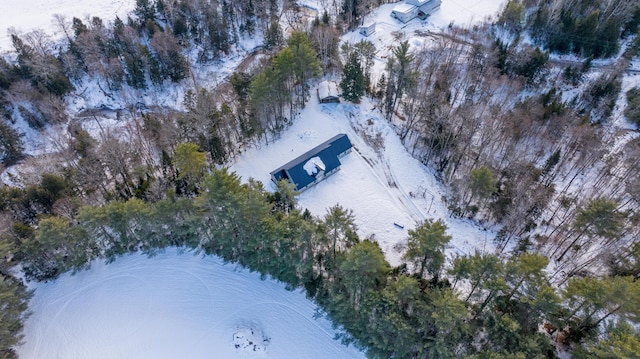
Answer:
[
  {"left": 21, "top": 216, "right": 92, "bottom": 280},
  {"left": 338, "top": 240, "right": 390, "bottom": 307},
  {"left": 0, "top": 121, "right": 24, "bottom": 165},
  {"left": 402, "top": 219, "right": 451, "bottom": 279},
  {"left": 0, "top": 275, "right": 32, "bottom": 357},
  {"left": 557, "top": 197, "right": 625, "bottom": 261},
  {"left": 271, "top": 179, "right": 299, "bottom": 214},
  {"left": 561, "top": 276, "right": 640, "bottom": 343},
  {"left": 284, "top": 32, "right": 321, "bottom": 104},
  {"left": 385, "top": 41, "right": 415, "bottom": 118},
  {"left": 173, "top": 142, "right": 207, "bottom": 195},
  {"left": 470, "top": 166, "right": 496, "bottom": 201},
  {"left": 323, "top": 204, "right": 358, "bottom": 266},
  {"left": 263, "top": 21, "right": 283, "bottom": 51},
  {"left": 450, "top": 251, "right": 506, "bottom": 317},
  {"left": 340, "top": 52, "right": 365, "bottom": 102},
  {"left": 584, "top": 321, "right": 640, "bottom": 358}
]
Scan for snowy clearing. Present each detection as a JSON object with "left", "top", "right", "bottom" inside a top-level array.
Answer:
[
  {"left": 231, "top": 95, "right": 497, "bottom": 266},
  {"left": 17, "top": 248, "right": 366, "bottom": 359},
  {"left": 0, "top": 0, "right": 135, "bottom": 53},
  {"left": 230, "top": 0, "right": 508, "bottom": 266}
]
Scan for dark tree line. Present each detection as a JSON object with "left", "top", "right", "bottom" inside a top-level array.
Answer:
[
  {"left": 2, "top": 165, "right": 639, "bottom": 357},
  {"left": 502, "top": 0, "right": 640, "bottom": 58}
]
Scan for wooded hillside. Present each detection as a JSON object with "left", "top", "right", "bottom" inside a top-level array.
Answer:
[{"left": 1, "top": 0, "right": 640, "bottom": 357}]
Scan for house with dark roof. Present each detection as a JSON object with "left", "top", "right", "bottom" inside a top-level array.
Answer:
[{"left": 270, "top": 134, "right": 352, "bottom": 191}]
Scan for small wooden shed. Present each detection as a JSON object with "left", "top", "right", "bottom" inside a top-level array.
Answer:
[{"left": 317, "top": 80, "right": 340, "bottom": 103}]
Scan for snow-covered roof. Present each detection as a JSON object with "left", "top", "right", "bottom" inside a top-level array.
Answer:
[
  {"left": 418, "top": 0, "right": 441, "bottom": 13},
  {"left": 392, "top": 3, "right": 417, "bottom": 14},
  {"left": 303, "top": 156, "right": 326, "bottom": 176},
  {"left": 406, "top": 0, "right": 429, "bottom": 6},
  {"left": 318, "top": 80, "right": 339, "bottom": 100}
]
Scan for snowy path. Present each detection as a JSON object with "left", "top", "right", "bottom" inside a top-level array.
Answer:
[{"left": 17, "top": 249, "right": 366, "bottom": 359}]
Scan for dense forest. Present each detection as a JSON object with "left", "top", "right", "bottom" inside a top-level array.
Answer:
[{"left": 1, "top": 0, "right": 640, "bottom": 358}]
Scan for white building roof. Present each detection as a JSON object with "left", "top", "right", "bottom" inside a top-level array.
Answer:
[
  {"left": 318, "top": 80, "right": 339, "bottom": 99},
  {"left": 406, "top": 0, "right": 429, "bottom": 6},
  {"left": 392, "top": 3, "right": 417, "bottom": 14}
]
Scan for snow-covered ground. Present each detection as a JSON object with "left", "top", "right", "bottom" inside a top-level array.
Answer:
[
  {"left": 18, "top": 248, "right": 366, "bottom": 359},
  {"left": 232, "top": 0, "right": 507, "bottom": 265},
  {"left": 232, "top": 95, "right": 496, "bottom": 266},
  {"left": 0, "top": 0, "right": 136, "bottom": 53},
  {"left": 341, "top": 0, "right": 506, "bottom": 83},
  {"left": 13, "top": 0, "right": 510, "bottom": 357}
]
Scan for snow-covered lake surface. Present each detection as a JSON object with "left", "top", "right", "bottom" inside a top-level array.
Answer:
[{"left": 18, "top": 248, "right": 366, "bottom": 359}]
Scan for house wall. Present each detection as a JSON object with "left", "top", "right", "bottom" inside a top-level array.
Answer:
[
  {"left": 320, "top": 96, "right": 340, "bottom": 104},
  {"left": 359, "top": 24, "right": 375, "bottom": 36},
  {"left": 419, "top": 0, "right": 441, "bottom": 15}
]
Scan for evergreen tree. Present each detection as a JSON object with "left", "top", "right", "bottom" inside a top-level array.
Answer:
[
  {"left": 557, "top": 197, "right": 625, "bottom": 261},
  {"left": 385, "top": 41, "right": 415, "bottom": 118},
  {"left": 283, "top": 32, "right": 321, "bottom": 104},
  {"left": 270, "top": 179, "right": 299, "bottom": 214},
  {"left": 0, "top": 121, "right": 24, "bottom": 165},
  {"left": 135, "top": 0, "right": 156, "bottom": 24},
  {"left": 402, "top": 219, "right": 451, "bottom": 279},
  {"left": 470, "top": 166, "right": 497, "bottom": 201},
  {"left": 338, "top": 240, "right": 389, "bottom": 307},
  {"left": 561, "top": 276, "right": 640, "bottom": 343},
  {"left": 124, "top": 52, "right": 147, "bottom": 89},
  {"left": 498, "top": 0, "right": 525, "bottom": 33},
  {"left": 581, "top": 321, "right": 640, "bottom": 358},
  {"left": 340, "top": 52, "right": 365, "bottom": 102},
  {"left": 363, "top": 275, "right": 422, "bottom": 358},
  {"left": 174, "top": 142, "right": 207, "bottom": 180},
  {"left": 173, "top": 142, "right": 207, "bottom": 196},
  {"left": 450, "top": 251, "right": 506, "bottom": 316},
  {"left": 323, "top": 204, "right": 358, "bottom": 267},
  {"left": 503, "top": 253, "right": 549, "bottom": 301},
  {"left": 21, "top": 216, "right": 93, "bottom": 280},
  {"left": 263, "top": 21, "right": 283, "bottom": 51},
  {"left": 0, "top": 275, "right": 32, "bottom": 357},
  {"left": 624, "top": 87, "right": 640, "bottom": 127}
]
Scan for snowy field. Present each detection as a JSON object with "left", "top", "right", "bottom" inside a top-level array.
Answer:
[
  {"left": 0, "top": 0, "right": 135, "bottom": 53},
  {"left": 18, "top": 248, "right": 366, "bottom": 359}
]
